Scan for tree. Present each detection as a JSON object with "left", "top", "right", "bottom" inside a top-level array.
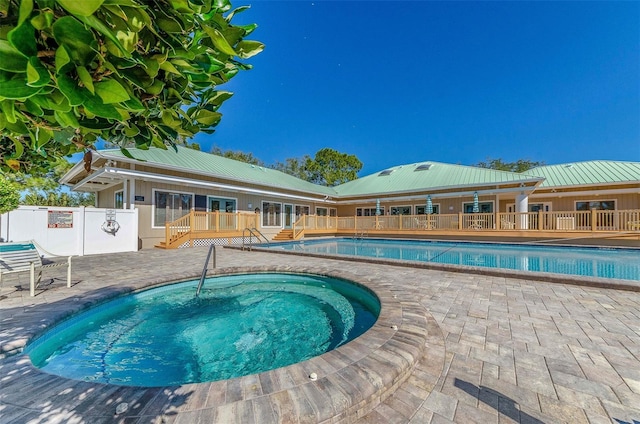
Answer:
[
  {"left": 211, "top": 146, "right": 363, "bottom": 185},
  {"left": 10, "top": 157, "right": 96, "bottom": 206},
  {"left": 475, "top": 158, "right": 545, "bottom": 173},
  {"left": 272, "top": 156, "right": 311, "bottom": 181},
  {"left": 210, "top": 145, "right": 265, "bottom": 165},
  {"left": 305, "top": 148, "right": 362, "bottom": 186},
  {"left": 0, "top": 0, "right": 263, "bottom": 176},
  {"left": 0, "top": 173, "right": 20, "bottom": 213}
]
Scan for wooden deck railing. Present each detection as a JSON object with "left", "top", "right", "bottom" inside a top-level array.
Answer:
[
  {"left": 293, "top": 210, "right": 640, "bottom": 234},
  {"left": 166, "top": 209, "right": 640, "bottom": 248},
  {"left": 164, "top": 210, "right": 259, "bottom": 248}
]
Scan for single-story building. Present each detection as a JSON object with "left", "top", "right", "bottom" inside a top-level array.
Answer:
[{"left": 60, "top": 147, "right": 640, "bottom": 248}]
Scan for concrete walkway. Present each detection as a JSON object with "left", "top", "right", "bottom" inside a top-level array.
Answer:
[{"left": 1, "top": 247, "right": 639, "bottom": 423}]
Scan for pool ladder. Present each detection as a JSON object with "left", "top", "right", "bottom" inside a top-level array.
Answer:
[
  {"left": 195, "top": 244, "right": 216, "bottom": 297},
  {"left": 242, "top": 227, "right": 269, "bottom": 251}
]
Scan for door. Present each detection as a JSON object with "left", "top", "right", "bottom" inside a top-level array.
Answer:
[{"left": 284, "top": 204, "right": 293, "bottom": 229}]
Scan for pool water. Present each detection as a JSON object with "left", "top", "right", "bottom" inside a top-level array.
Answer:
[
  {"left": 25, "top": 273, "right": 380, "bottom": 387},
  {"left": 267, "top": 238, "right": 640, "bottom": 281}
]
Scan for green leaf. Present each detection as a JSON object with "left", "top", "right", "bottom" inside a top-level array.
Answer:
[
  {"left": 194, "top": 109, "right": 221, "bottom": 126},
  {"left": 238, "top": 23, "right": 258, "bottom": 36},
  {"left": 56, "top": 0, "right": 105, "bottom": 16},
  {"left": 0, "top": 41, "right": 28, "bottom": 72},
  {"left": 31, "top": 10, "right": 55, "bottom": 30},
  {"left": 95, "top": 79, "right": 130, "bottom": 103},
  {"left": 0, "top": 78, "right": 42, "bottom": 99},
  {"left": 77, "top": 66, "right": 95, "bottom": 93},
  {"left": 26, "top": 57, "right": 50, "bottom": 87},
  {"left": 18, "top": 0, "right": 33, "bottom": 26},
  {"left": 0, "top": 99, "right": 16, "bottom": 123},
  {"left": 55, "top": 46, "right": 71, "bottom": 73},
  {"left": 202, "top": 25, "right": 236, "bottom": 56},
  {"left": 75, "top": 14, "right": 129, "bottom": 57},
  {"left": 52, "top": 16, "right": 98, "bottom": 65},
  {"left": 12, "top": 138, "right": 25, "bottom": 159},
  {"left": 54, "top": 109, "right": 80, "bottom": 128},
  {"left": 58, "top": 74, "right": 84, "bottom": 105},
  {"left": 8, "top": 20, "right": 37, "bottom": 57},
  {"left": 235, "top": 40, "right": 264, "bottom": 59},
  {"left": 24, "top": 98, "right": 44, "bottom": 116},
  {"left": 226, "top": 5, "right": 250, "bottom": 22}
]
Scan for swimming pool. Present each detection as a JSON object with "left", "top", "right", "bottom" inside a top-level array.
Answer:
[
  {"left": 25, "top": 273, "right": 380, "bottom": 386},
  {"left": 264, "top": 238, "right": 640, "bottom": 282}
]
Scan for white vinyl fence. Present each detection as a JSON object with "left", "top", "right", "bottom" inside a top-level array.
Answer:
[{"left": 0, "top": 206, "right": 138, "bottom": 257}]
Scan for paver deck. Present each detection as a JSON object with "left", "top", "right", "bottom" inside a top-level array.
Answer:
[{"left": 1, "top": 247, "right": 639, "bottom": 423}]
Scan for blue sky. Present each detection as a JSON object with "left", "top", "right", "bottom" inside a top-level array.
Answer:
[{"left": 193, "top": 0, "right": 640, "bottom": 176}]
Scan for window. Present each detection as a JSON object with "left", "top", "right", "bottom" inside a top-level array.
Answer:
[
  {"left": 390, "top": 206, "right": 412, "bottom": 215},
  {"left": 416, "top": 205, "right": 440, "bottom": 214},
  {"left": 414, "top": 163, "right": 433, "bottom": 171},
  {"left": 356, "top": 207, "right": 382, "bottom": 216},
  {"left": 153, "top": 190, "right": 193, "bottom": 227},
  {"left": 576, "top": 200, "right": 615, "bottom": 211},
  {"left": 295, "top": 205, "right": 310, "bottom": 220},
  {"left": 114, "top": 190, "right": 124, "bottom": 209},
  {"left": 463, "top": 201, "right": 494, "bottom": 213},
  {"left": 316, "top": 207, "right": 328, "bottom": 216},
  {"left": 507, "top": 203, "right": 551, "bottom": 213},
  {"left": 262, "top": 201, "right": 282, "bottom": 227},
  {"left": 209, "top": 197, "right": 236, "bottom": 213}
]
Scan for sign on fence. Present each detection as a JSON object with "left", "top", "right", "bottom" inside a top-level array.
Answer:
[{"left": 47, "top": 210, "right": 73, "bottom": 228}]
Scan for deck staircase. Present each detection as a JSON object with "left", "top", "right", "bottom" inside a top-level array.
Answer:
[
  {"left": 272, "top": 229, "right": 295, "bottom": 241},
  {"left": 156, "top": 230, "right": 190, "bottom": 249}
]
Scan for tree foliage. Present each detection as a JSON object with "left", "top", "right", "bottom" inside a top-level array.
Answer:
[
  {"left": 212, "top": 146, "right": 362, "bottom": 186},
  {"left": 0, "top": 0, "right": 263, "bottom": 176},
  {"left": 475, "top": 158, "right": 545, "bottom": 173},
  {"left": 304, "top": 148, "right": 362, "bottom": 186},
  {"left": 211, "top": 145, "right": 264, "bottom": 165},
  {"left": 0, "top": 173, "right": 20, "bottom": 213},
  {"left": 14, "top": 157, "right": 95, "bottom": 206}
]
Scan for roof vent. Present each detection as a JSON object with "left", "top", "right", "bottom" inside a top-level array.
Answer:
[
  {"left": 415, "top": 163, "right": 433, "bottom": 171},
  {"left": 564, "top": 164, "right": 574, "bottom": 168},
  {"left": 378, "top": 169, "right": 394, "bottom": 176}
]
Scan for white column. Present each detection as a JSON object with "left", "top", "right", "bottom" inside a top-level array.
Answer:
[
  {"left": 516, "top": 193, "right": 529, "bottom": 229},
  {"left": 129, "top": 179, "right": 136, "bottom": 210},
  {"left": 123, "top": 179, "right": 129, "bottom": 209}
]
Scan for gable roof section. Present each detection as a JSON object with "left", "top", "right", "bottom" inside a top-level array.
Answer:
[
  {"left": 99, "top": 147, "right": 338, "bottom": 197},
  {"left": 333, "top": 161, "right": 543, "bottom": 197},
  {"left": 526, "top": 161, "right": 640, "bottom": 188}
]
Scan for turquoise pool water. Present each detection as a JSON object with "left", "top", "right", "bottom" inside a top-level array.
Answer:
[
  {"left": 25, "top": 273, "right": 380, "bottom": 387},
  {"left": 266, "top": 238, "right": 640, "bottom": 281}
]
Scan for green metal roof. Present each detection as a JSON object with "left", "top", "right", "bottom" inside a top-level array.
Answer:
[
  {"left": 333, "top": 161, "right": 543, "bottom": 197},
  {"left": 526, "top": 160, "right": 640, "bottom": 188},
  {"left": 99, "top": 147, "right": 338, "bottom": 196}
]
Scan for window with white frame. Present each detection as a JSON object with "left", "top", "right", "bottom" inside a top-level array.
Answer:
[
  {"left": 153, "top": 190, "right": 193, "bottom": 227},
  {"left": 507, "top": 202, "right": 551, "bottom": 213},
  {"left": 295, "top": 205, "right": 310, "bottom": 219},
  {"left": 390, "top": 206, "right": 412, "bottom": 215},
  {"left": 262, "top": 201, "right": 282, "bottom": 226},
  {"left": 114, "top": 190, "right": 124, "bottom": 209},
  {"left": 356, "top": 207, "right": 381, "bottom": 216},
  {"left": 463, "top": 201, "right": 494, "bottom": 213},
  {"left": 416, "top": 204, "right": 440, "bottom": 214},
  {"left": 575, "top": 200, "right": 615, "bottom": 211}
]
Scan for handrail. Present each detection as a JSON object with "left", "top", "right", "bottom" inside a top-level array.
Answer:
[
  {"left": 242, "top": 227, "right": 269, "bottom": 251},
  {"left": 195, "top": 244, "right": 216, "bottom": 297}
]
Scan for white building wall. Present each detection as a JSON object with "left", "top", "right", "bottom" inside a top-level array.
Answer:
[{"left": 0, "top": 206, "right": 138, "bottom": 257}]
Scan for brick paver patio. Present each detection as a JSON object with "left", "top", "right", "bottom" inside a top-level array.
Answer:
[{"left": 1, "top": 246, "right": 639, "bottom": 423}]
